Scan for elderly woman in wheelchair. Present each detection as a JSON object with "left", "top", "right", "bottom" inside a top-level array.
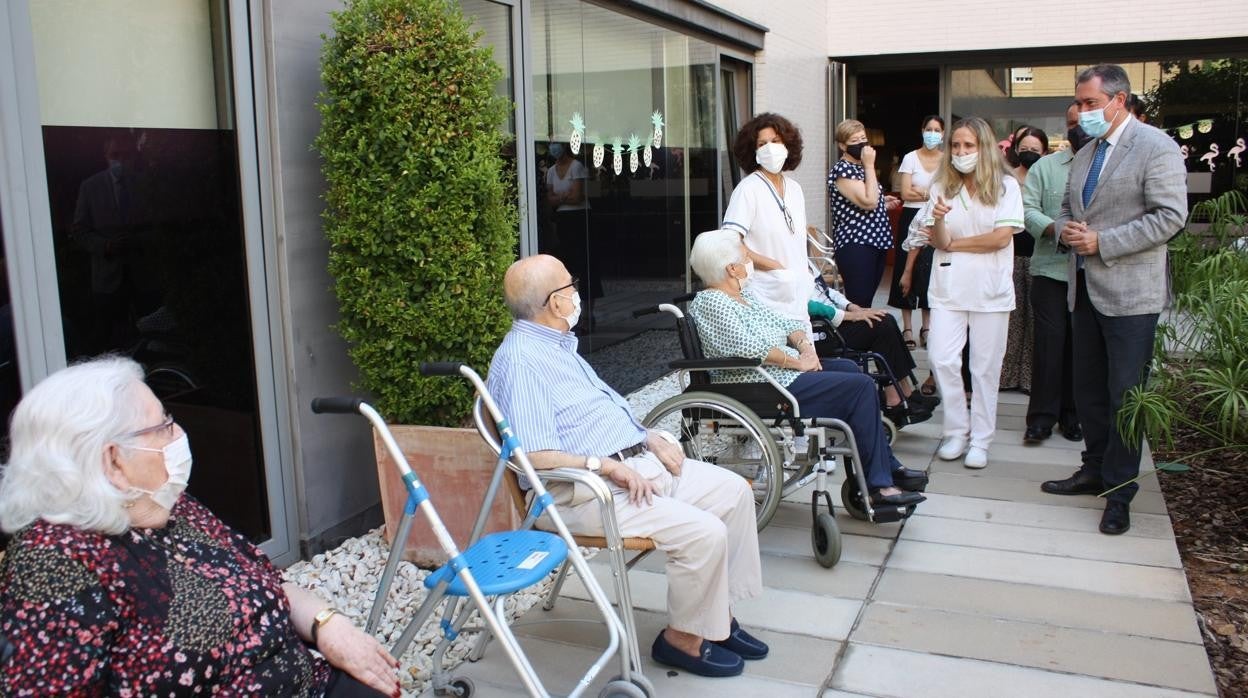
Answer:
[{"left": 686, "top": 229, "right": 928, "bottom": 512}]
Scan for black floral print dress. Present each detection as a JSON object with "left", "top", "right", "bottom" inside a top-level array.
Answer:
[{"left": 0, "top": 496, "right": 331, "bottom": 696}]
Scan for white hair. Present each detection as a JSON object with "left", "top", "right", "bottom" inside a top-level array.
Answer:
[
  {"left": 690, "top": 229, "right": 744, "bottom": 286},
  {"left": 0, "top": 356, "right": 149, "bottom": 535}
]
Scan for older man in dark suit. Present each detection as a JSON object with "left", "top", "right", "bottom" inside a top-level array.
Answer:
[{"left": 1040, "top": 64, "right": 1188, "bottom": 535}]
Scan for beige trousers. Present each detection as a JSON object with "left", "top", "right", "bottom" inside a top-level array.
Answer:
[{"left": 556, "top": 452, "right": 762, "bottom": 641}]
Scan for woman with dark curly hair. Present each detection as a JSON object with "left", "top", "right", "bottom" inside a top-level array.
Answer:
[{"left": 720, "top": 112, "right": 814, "bottom": 333}]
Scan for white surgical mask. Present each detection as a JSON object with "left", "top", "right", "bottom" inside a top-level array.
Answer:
[
  {"left": 951, "top": 152, "right": 979, "bottom": 174},
  {"left": 755, "top": 143, "right": 788, "bottom": 174},
  {"left": 732, "top": 260, "right": 754, "bottom": 290},
  {"left": 129, "top": 434, "right": 193, "bottom": 511},
  {"left": 556, "top": 291, "right": 582, "bottom": 331}
]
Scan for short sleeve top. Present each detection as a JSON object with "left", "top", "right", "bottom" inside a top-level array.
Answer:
[
  {"left": 545, "top": 159, "right": 590, "bottom": 211},
  {"left": 688, "top": 288, "right": 805, "bottom": 387},
  {"left": 827, "top": 159, "right": 893, "bottom": 250},
  {"left": 721, "top": 173, "right": 813, "bottom": 333},
  {"left": 0, "top": 496, "right": 330, "bottom": 696},
  {"left": 898, "top": 150, "right": 938, "bottom": 209},
  {"left": 916, "top": 176, "right": 1024, "bottom": 312}
]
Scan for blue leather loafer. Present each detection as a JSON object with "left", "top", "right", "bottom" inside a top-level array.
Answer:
[
  {"left": 651, "top": 631, "right": 744, "bottom": 677},
  {"left": 712, "top": 618, "right": 769, "bottom": 660}
]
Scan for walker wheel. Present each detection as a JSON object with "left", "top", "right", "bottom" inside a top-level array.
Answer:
[
  {"left": 599, "top": 678, "right": 648, "bottom": 698},
  {"left": 448, "top": 677, "right": 474, "bottom": 697},
  {"left": 841, "top": 478, "right": 869, "bottom": 521},
  {"left": 812, "top": 512, "right": 842, "bottom": 568}
]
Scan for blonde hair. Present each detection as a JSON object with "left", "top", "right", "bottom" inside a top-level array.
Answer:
[
  {"left": 834, "top": 119, "right": 865, "bottom": 152},
  {"left": 933, "top": 117, "right": 1009, "bottom": 207}
]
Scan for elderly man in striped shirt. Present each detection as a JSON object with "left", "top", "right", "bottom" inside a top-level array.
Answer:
[{"left": 487, "top": 254, "right": 766, "bottom": 679}]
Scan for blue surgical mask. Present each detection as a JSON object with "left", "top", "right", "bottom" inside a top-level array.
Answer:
[
  {"left": 1078, "top": 100, "right": 1119, "bottom": 139},
  {"left": 922, "top": 132, "right": 943, "bottom": 150}
]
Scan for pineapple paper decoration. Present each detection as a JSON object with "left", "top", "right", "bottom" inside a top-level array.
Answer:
[
  {"left": 627, "top": 134, "right": 641, "bottom": 173},
  {"left": 650, "top": 111, "right": 665, "bottom": 148},
  {"left": 568, "top": 112, "right": 586, "bottom": 155},
  {"left": 590, "top": 133, "right": 605, "bottom": 169},
  {"left": 611, "top": 138, "right": 624, "bottom": 176},
  {"left": 643, "top": 142, "right": 653, "bottom": 168}
]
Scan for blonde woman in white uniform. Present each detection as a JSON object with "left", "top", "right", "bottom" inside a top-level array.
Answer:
[
  {"left": 720, "top": 113, "right": 814, "bottom": 336},
  {"left": 911, "top": 117, "right": 1024, "bottom": 469}
]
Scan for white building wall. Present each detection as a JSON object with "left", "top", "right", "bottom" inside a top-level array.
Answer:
[
  {"left": 711, "top": 0, "right": 831, "bottom": 228},
  {"left": 827, "top": 0, "right": 1248, "bottom": 56}
]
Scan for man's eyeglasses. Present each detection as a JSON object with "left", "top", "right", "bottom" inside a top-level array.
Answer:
[
  {"left": 119, "top": 412, "right": 176, "bottom": 440},
  {"left": 543, "top": 277, "right": 579, "bottom": 307}
]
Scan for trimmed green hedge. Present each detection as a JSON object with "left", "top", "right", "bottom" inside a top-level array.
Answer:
[{"left": 316, "top": 0, "right": 517, "bottom": 426}]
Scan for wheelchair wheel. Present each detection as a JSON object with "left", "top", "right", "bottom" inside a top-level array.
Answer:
[
  {"left": 840, "top": 478, "right": 869, "bottom": 522},
  {"left": 882, "top": 415, "right": 898, "bottom": 446},
  {"left": 644, "top": 391, "right": 784, "bottom": 530},
  {"left": 812, "top": 512, "right": 842, "bottom": 568}
]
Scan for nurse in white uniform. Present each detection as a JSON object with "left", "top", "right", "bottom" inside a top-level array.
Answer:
[
  {"left": 720, "top": 113, "right": 815, "bottom": 336},
  {"left": 911, "top": 116, "right": 1024, "bottom": 470}
]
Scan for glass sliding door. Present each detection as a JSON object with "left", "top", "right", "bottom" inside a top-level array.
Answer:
[
  {"left": 530, "top": 0, "right": 719, "bottom": 393},
  {"left": 28, "top": 0, "right": 270, "bottom": 540}
]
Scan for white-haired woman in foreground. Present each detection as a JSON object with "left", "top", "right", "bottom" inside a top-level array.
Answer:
[
  {"left": 0, "top": 356, "right": 399, "bottom": 697},
  {"left": 686, "top": 229, "right": 926, "bottom": 508}
]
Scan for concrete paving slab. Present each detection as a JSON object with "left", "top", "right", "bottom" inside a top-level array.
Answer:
[
  {"left": 760, "top": 525, "right": 894, "bottom": 566},
  {"left": 852, "top": 603, "right": 1217, "bottom": 693},
  {"left": 872, "top": 568, "right": 1203, "bottom": 643},
  {"left": 916, "top": 492, "right": 1175, "bottom": 539},
  {"left": 886, "top": 539, "right": 1191, "bottom": 602},
  {"left": 631, "top": 549, "right": 880, "bottom": 600},
  {"left": 561, "top": 566, "right": 863, "bottom": 640},
  {"left": 770, "top": 499, "right": 902, "bottom": 539},
  {"left": 509, "top": 597, "right": 843, "bottom": 688},
  {"left": 829, "top": 643, "right": 1215, "bottom": 697},
  {"left": 925, "top": 471, "right": 1170, "bottom": 514},
  {"left": 901, "top": 514, "right": 1182, "bottom": 567}
]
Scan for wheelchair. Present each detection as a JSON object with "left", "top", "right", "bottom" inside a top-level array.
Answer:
[{"left": 634, "top": 301, "right": 926, "bottom": 569}]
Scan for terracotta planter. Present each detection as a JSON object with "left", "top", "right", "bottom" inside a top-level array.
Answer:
[{"left": 373, "top": 424, "right": 519, "bottom": 568}]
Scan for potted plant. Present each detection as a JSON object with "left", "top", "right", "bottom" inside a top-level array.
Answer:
[{"left": 315, "top": 0, "right": 518, "bottom": 565}]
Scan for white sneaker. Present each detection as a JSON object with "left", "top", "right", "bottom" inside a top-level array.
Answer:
[
  {"left": 964, "top": 446, "right": 988, "bottom": 469},
  {"left": 937, "top": 435, "right": 968, "bottom": 461}
]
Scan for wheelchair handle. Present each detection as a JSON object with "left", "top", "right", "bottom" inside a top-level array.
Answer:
[
  {"left": 310, "top": 397, "right": 365, "bottom": 414},
  {"left": 419, "top": 362, "right": 465, "bottom": 376}
]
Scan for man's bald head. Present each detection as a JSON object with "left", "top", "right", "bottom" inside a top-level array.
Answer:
[{"left": 503, "top": 254, "right": 568, "bottom": 320}]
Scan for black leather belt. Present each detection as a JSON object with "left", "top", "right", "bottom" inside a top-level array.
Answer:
[{"left": 613, "top": 441, "right": 647, "bottom": 460}]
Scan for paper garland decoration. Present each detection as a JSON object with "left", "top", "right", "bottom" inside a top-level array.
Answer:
[{"left": 555, "top": 111, "right": 664, "bottom": 177}]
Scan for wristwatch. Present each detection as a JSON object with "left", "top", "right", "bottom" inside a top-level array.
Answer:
[
  {"left": 585, "top": 456, "right": 602, "bottom": 472},
  {"left": 311, "top": 607, "right": 340, "bottom": 645}
]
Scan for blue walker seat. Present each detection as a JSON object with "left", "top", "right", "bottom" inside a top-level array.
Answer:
[{"left": 425, "top": 530, "right": 568, "bottom": 597}]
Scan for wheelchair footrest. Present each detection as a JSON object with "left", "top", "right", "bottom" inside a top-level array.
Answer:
[
  {"left": 870, "top": 505, "right": 917, "bottom": 524},
  {"left": 425, "top": 530, "right": 568, "bottom": 597}
]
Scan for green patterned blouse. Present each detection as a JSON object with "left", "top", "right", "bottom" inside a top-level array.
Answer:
[{"left": 688, "top": 288, "right": 805, "bottom": 387}]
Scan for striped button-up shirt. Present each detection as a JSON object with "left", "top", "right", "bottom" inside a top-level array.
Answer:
[{"left": 487, "top": 320, "right": 646, "bottom": 458}]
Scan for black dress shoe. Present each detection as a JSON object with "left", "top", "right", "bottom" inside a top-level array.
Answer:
[
  {"left": 1100, "top": 500, "right": 1131, "bottom": 535},
  {"left": 870, "top": 489, "right": 926, "bottom": 506},
  {"left": 1061, "top": 423, "right": 1083, "bottom": 442},
  {"left": 884, "top": 402, "right": 932, "bottom": 427},
  {"left": 1023, "top": 425, "right": 1052, "bottom": 444},
  {"left": 891, "top": 467, "right": 929, "bottom": 492},
  {"left": 908, "top": 392, "right": 940, "bottom": 410},
  {"left": 1041, "top": 470, "right": 1104, "bottom": 496}
]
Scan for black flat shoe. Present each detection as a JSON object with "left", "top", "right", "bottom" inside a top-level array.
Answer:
[
  {"left": 891, "top": 467, "right": 929, "bottom": 492},
  {"left": 712, "top": 618, "right": 768, "bottom": 660},
  {"left": 1024, "top": 425, "right": 1052, "bottom": 444},
  {"left": 908, "top": 392, "right": 940, "bottom": 409},
  {"left": 1041, "top": 470, "right": 1104, "bottom": 496},
  {"left": 869, "top": 489, "right": 926, "bottom": 506},
  {"left": 1061, "top": 423, "right": 1083, "bottom": 442},
  {"left": 884, "top": 402, "right": 932, "bottom": 427},
  {"left": 651, "top": 632, "right": 743, "bottom": 677},
  {"left": 1100, "top": 500, "right": 1131, "bottom": 535}
]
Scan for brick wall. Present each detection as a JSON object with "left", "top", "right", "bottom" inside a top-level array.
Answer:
[
  {"left": 826, "top": 0, "right": 1248, "bottom": 56},
  {"left": 713, "top": 0, "right": 832, "bottom": 229}
]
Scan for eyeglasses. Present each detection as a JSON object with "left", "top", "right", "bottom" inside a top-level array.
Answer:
[
  {"left": 542, "top": 277, "right": 579, "bottom": 307},
  {"left": 119, "top": 412, "right": 176, "bottom": 440}
]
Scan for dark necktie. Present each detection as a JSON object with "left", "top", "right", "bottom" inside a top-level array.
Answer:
[{"left": 1081, "top": 140, "right": 1110, "bottom": 208}]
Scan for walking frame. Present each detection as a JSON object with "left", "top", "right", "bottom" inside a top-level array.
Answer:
[{"left": 311, "top": 362, "right": 650, "bottom": 698}]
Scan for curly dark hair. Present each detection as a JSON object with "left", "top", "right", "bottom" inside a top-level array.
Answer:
[{"left": 732, "top": 112, "right": 803, "bottom": 174}]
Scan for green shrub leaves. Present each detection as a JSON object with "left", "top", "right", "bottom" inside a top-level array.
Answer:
[{"left": 316, "top": 0, "right": 517, "bottom": 425}]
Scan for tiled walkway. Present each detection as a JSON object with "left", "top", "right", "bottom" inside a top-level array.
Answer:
[{"left": 441, "top": 319, "right": 1216, "bottom": 696}]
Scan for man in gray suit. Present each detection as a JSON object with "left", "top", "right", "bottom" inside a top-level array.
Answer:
[{"left": 1040, "top": 64, "right": 1187, "bottom": 535}]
